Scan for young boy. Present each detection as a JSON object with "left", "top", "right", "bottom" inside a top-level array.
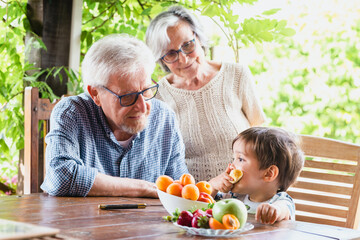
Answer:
[{"left": 212, "top": 127, "right": 304, "bottom": 224}]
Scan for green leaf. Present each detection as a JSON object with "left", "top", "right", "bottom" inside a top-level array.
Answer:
[
  {"left": 125, "top": 5, "right": 131, "bottom": 19},
  {"left": 116, "top": 3, "right": 124, "bottom": 18},
  {"left": 202, "top": 4, "right": 219, "bottom": 18},
  {"left": 280, "top": 28, "right": 296, "bottom": 36},
  {"left": 81, "top": 31, "right": 87, "bottom": 42},
  {"left": 262, "top": 8, "right": 281, "bottom": 16},
  {"left": 150, "top": 5, "right": 163, "bottom": 15},
  {"left": 141, "top": 7, "right": 152, "bottom": 16},
  {"left": 0, "top": 139, "right": 9, "bottom": 154},
  {"left": 276, "top": 20, "right": 287, "bottom": 29},
  {"left": 86, "top": 33, "right": 93, "bottom": 47},
  {"left": 259, "top": 31, "right": 274, "bottom": 41}
]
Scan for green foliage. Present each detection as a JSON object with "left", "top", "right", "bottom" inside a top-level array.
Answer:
[
  {"left": 0, "top": 1, "right": 64, "bottom": 194},
  {"left": 0, "top": 0, "right": 28, "bottom": 194},
  {"left": 250, "top": 14, "right": 360, "bottom": 144},
  {"left": 80, "top": 0, "right": 294, "bottom": 72}
]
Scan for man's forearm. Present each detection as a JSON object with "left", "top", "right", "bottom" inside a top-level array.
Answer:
[{"left": 87, "top": 173, "right": 158, "bottom": 198}]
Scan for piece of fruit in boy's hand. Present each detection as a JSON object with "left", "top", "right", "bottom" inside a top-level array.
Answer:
[{"left": 229, "top": 169, "right": 243, "bottom": 184}]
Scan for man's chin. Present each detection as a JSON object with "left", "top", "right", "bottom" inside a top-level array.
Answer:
[{"left": 121, "top": 120, "right": 148, "bottom": 135}]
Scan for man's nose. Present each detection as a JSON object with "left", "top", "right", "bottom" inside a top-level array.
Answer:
[{"left": 133, "top": 94, "right": 146, "bottom": 113}]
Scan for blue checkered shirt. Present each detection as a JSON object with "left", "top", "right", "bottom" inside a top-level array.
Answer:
[{"left": 41, "top": 93, "right": 188, "bottom": 196}]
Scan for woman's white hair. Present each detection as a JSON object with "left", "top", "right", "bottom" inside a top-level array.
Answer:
[
  {"left": 82, "top": 34, "right": 156, "bottom": 93},
  {"left": 146, "top": 5, "right": 208, "bottom": 72}
]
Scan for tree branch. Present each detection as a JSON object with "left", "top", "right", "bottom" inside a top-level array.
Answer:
[
  {"left": 90, "top": 11, "right": 116, "bottom": 33},
  {"left": 83, "top": 1, "right": 117, "bottom": 25},
  {"left": 0, "top": 91, "right": 24, "bottom": 112}
]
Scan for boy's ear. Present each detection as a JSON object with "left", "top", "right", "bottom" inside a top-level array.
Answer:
[{"left": 263, "top": 165, "right": 279, "bottom": 182}]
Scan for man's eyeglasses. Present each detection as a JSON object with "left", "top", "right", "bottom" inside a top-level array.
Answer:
[
  {"left": 161, "top": 34, "right": 196, "bottom": 63},
  {"left": 102, "top": 80, "right": 159, "bottom": 107}
]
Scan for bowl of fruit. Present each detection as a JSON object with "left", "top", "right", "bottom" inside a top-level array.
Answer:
[
  {"left": 156, "top": 173, "right": 214, "bottom": 215},
  {"left": 157, "top": 173, "right": 253, "bottom": 237},
  {"left": 166, "top": 199, "right": 253, "bottom": 237}
]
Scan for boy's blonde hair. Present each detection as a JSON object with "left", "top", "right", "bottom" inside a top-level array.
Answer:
[{"left": 232, "top": 127, "right": 304, "bottom": 192}]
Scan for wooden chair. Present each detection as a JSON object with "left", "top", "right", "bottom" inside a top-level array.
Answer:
[
  {"left": 24, "top": 87, "right": 60, "bottom": 194},
  {"left": 288, "top": 135, "right": 360, "bottom": 229}
]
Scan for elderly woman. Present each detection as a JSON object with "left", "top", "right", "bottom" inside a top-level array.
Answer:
[{"left": 146, "top": 6, "right": 266, "bottom": 191}]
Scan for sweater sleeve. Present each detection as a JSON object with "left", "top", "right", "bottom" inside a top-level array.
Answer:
[{"left": 239, "top": 65, "right": 266, "bottom": 126}]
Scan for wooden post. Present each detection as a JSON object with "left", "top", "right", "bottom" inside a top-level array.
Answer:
[{"left": 41, "top": 0, "right": 73, "bottom": 97}]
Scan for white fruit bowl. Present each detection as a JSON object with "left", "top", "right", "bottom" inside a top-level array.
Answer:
[{"left": 157, "top": 188, "right": 209, "bottom": 215}]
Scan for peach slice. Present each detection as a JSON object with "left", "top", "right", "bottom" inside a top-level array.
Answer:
[{"left": 229, "top": 169, "right": 243, "bottom": 184}]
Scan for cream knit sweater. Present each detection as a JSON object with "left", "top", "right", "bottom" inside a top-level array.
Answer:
[{"left": 156, "top": 62, "right": 266, "bottom": 182}]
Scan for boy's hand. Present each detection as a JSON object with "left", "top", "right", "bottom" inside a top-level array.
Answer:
[
  {"left": 209, "top": 164, "right": 234, "bottom": 195},
  {"left": 256, "top": 203, "right": 281, "bottom": 224},
  {"left": 255, "top": 202, "right": 290, "bottom": 224}
]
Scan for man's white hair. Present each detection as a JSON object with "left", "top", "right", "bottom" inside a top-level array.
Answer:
[{"left": 82, "top": 34, "right": 156, "bottom": 93}]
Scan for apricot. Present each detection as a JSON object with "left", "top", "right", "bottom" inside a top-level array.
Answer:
[
  {"left": 181, "top": 184, "right": 200, "bottom": 201},
  {"left": 155, "top": 175, "right": 174, "bottom": 192},
  {"left": 166, "top": 182, "right": 183, "bottom": 197},
  {"left": 179, "top": 173, "right": 196, "bottom": 186},
  {"left": 209, "top": 217, "right": 226, "bottom": 230},
  {"left": 222, "top": 214, "right": 240, "bottom": 230},
  {"left": 196, "top": 181, "right": 213, "bottom": 195}
]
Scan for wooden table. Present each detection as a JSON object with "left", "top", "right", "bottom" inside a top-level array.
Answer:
[{"left": 1, "top": 194, "right": 360, "bottom": 240}]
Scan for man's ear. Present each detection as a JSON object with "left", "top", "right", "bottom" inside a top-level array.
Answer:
[
  {"left": 263, "top": 165, "right": 279, "bottom": 182},
  {"left": 87, "top": 85, "right": 101, "bottom": 106}
]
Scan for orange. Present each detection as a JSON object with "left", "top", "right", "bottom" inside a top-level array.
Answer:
[
  {"left": 209, "top": 217, "right": 226, "bottom": 230},
  {"left": 196, "top": 181, "right": 213, "bottom": 195},
  {"left": 222, "top": 214, "right": 240, "bottom": 230},
  {"left": 181, "top": 184, "right": 200, "bottom": 201},
  {"left": 166, "top": 182, "right": 183, "bottom": 197},
  {"left": 155, "top": 175, "right": 174, "bottom": 192},
  {"left": 179, "top": 173, "right": 195, "bottom": 186}
]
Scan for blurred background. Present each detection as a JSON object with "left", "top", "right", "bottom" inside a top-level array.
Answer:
[{"left": 0, "top": 0, "right": 359, "bottom": 194}]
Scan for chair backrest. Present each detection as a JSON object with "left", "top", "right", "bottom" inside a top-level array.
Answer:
[
  {"left": 287, "top": 135, "right": 360, "bottom": 229},
  {"left": 24, "top": 87, "right": 60, "bottom": 194}
]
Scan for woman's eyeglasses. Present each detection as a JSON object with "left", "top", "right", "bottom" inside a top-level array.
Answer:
[
  {"left": 161, "top": 34, "right": 196, "bottom": 63},
  {"left": 102, "top": 80, "right": 159, "bottom": 107}
]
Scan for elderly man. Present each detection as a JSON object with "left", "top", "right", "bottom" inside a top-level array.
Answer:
[{"left": 41, "top": 34, "right": 188, "bottom": 197}]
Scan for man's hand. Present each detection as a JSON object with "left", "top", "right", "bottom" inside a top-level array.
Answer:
[{"left": 88, "top": 173, "right": 158, "bottom": 198}]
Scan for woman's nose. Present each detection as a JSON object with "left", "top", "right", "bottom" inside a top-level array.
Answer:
[{"left": 177, "top": 51, "right": 188, "bottom": 64}]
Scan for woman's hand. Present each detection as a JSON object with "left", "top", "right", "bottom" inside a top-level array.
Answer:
[
  {"left": 255, "top": 202, "right": 290, "bottom": 224},
  {"left": 209, "top": 164, "right": 234, "bottom": 196}
]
